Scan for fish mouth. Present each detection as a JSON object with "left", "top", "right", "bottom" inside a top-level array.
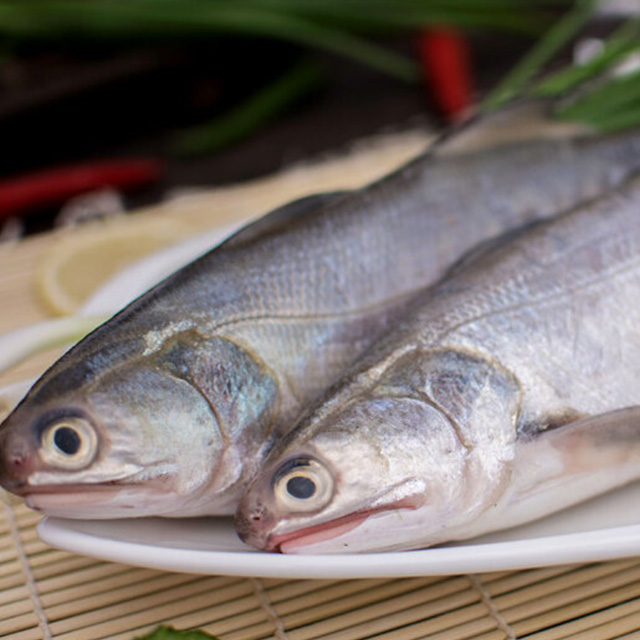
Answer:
[
  {"left": 268, "top": 510, "right": 372, "bottom": 553},
  {"left": 14, "top": 482, "right": 131, "bottom": 495},
  {"left": 268, "top": 495, "right": 423, "bottom": 554},
  {"left": 25, "top": 486, "right": 131, "bottom": 512},
  {"left": 18, "top": 478, "right": 174, "bottom": 518}
]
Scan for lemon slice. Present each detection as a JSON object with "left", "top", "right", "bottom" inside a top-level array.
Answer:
[{"left": 36, "top": 216, "right": 196, "bottom": 316}]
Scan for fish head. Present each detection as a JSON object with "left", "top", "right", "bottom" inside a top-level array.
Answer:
[
  {"left": 0, "top": 330, "right": 280, "bottom": 518},
  {"left": 236, "top": 348, "right": 520, "bottom": 553},
  {"left": 236, "top": 394, "right": 474, "bottom": 553},
  {"left": 0, "top": 360, "right": 222, "bottom": 518}
]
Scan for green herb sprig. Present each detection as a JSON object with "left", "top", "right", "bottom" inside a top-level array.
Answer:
[
  {"left": 174, "top": 58, "right": 325, "bottom": 155},
  {"left": 484, "top": 0, "right": 640, "bottom": 133},
  {"left": 0, "top": 0, "right": 559, "bottom": 82},
  {"left": 135, "top": 626, "right": 218, "bottom": 640}
]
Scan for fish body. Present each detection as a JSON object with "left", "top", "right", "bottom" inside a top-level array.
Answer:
[
  {"left": 4, "top": 115, "right": 640, "bottom": 518},
  {"left": 237, "top": 176, "right": 640, "bottom": 553}
]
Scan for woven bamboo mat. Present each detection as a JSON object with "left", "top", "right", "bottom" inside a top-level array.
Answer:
[{"left": 1, "top": 130, "right": 640, "bottom": 640}]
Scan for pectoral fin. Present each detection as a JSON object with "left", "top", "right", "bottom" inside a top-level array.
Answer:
[
  {"left": 524, "top": 406, "right": 640, "bottom": 469},
  {"left": 472, "top": 407, "right": 640, "bottom": 535}
]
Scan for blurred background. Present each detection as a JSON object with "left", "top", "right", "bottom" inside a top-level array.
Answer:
[{"left": 0, "top": 0, "right": 639, "bottom": 237}]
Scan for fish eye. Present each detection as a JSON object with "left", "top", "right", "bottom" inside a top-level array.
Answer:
[
  {"left": 273, "top": 458, "right": 334, "bottom": 513},
  {"left": 39, "top": 417, "right": 98, "bottom": 470}
]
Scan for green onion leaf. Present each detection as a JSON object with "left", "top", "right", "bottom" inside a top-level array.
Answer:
[
  {"left": 482, "top": 0, "right": 599, "bottom": 110},
  {"left": 174, "top": 58, "right": 326, "bottom": 155},
  {"left": 532, "top": 14, "right": 640, "bottom": 96}
]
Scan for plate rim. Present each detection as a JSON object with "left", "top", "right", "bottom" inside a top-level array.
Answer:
[{"left": 37, "top": 517, "right": 640, "bottom": 579}]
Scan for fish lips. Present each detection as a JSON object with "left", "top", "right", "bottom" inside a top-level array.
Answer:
[
  {"left": 19, "top": 475, "right": 176, "bottom": 518},
  {"left": 236, "top": 491, "right": 425, "bottom": 553},
  {"left": 265, "top": 510, "right": 374, "bottom": 553}
]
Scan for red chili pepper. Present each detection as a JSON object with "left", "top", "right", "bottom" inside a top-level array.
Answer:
[
  {"left": 418, "top": 28, "right": 474, "bottom": 122},
  {"left": 0, "top": 158, "right": 163, "bottom": 219}
]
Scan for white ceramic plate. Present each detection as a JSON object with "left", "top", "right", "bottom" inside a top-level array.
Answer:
[{"left": 38, "top": 482, "right": 640, "bottom": 579}]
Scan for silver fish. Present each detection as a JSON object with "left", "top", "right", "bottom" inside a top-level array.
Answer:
[
  {"left": 236, "top": 176, "right": 640, "bottom": 553},
  {"left": 3, "top": 114, "right": 640, "bottom": 519}
]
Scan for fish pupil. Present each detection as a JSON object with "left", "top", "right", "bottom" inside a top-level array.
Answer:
[
  {"left": 53, "top": 426, "right": 81, "bottom": 456},
  {"left": 286, "top": 475, "right": 316, "bottom": 500}
]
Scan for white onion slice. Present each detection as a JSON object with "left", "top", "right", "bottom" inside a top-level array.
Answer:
[
  {"left": 0, "top": 221, "right": 240, "bottom": 376},
  {"left": 80, "top": 222, "right": 240, "bottom": 316}
]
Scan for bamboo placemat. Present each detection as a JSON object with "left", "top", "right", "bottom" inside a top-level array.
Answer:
[{"left": 0, "top": 130, "right": 639, "bottom": 640}]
